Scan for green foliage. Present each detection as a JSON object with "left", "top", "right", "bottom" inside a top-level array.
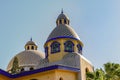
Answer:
[
  {"left": 86, "top": 62, "right": 120, "bottom": 80},
  {"left": 86, "top": 69, "right": 105, "bottom": 80},
  {"left": 11, "top": 57, "right": 21, "bottom": 74}
]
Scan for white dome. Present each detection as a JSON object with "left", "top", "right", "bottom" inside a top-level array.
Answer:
[{"left": 7, "top": 50, "right": 45, "bottom": 71}]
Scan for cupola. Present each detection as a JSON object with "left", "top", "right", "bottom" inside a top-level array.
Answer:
[
  {"left": 25, "top": 38, "right": 38, "bottom": 50},
  {"left": 56, "top": 10, "right": 70, "bottom": 26},
  {"left": 7, "top": 39, "right": 45, "bottom": 74}
]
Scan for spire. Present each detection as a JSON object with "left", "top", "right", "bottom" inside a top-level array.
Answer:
[
  {"left": 61, "top": 8, "right": 63, "bottom": 14},
  {"left": 30, "top": 37, "right": 32, "bottom": 41}
]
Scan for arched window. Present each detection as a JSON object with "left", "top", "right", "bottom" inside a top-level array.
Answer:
[
  {"left": 21, "top": 68, "right": 24, "bottom": 72},
  {"left": 59, "top": 19, "right": 62, "bottom": 24},
  {"left": 51, "top": 41, "right": 60, "bottom": 53},
  {"left": 45, "top": 47, "right": 48, "bottom": 58},
  {"left": 77, "top": 44, "right": 82, "bottom": 53},
  {"left": 64, "top": 19, "right": 66, "bottom": 24},
  {"left": 31, "top": 46, "right": 34, "bottom": 50},
  {"left": 85, "top": 68, "right": 89, "bottom": 79},
  {"left": 27, "top": 46, "right": 29, "bottom": 50},
  {"left": 30, "top": 67, "right": 34, "bottom": 71},
  {"left": 59, "top": 77, "right": 63, "bottom": 80},
  {"left": 64, "top": 41, "right": 74, "bottom": 52},
  {"left": 86, "top": 68, "right": 89, "bottom": 73}
]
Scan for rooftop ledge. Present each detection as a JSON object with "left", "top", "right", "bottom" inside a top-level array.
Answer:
[{"left": 0, "top": 65, "right": 80, "bottom": 78}]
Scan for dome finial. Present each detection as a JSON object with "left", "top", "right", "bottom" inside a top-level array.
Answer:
[
  {"left": 61, "top": 8, "right": 63, "bottom": 14},
  {"left": 30, "top": 37, "right": 32, "bottom": 41}
]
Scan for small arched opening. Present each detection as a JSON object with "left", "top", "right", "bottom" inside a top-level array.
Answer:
[
  {"left": 30, "top": 67, "right": 34, "bottom": 71},
  {"left": 64, "top": 19, "right": 66, "bottom": 24},
  {"left": 27, "top": 46, "right": 29, "bottom": 50},
  {"left": 21, "top": 68, "right": 24, "bottom": 72},
  {"left": 59, "top": 77, "right": 63, "bottom": 80},
  {"left": 31, "top": 46, "right": 34, "bottom": 50},
  {"left": 59, "top": 19, "right": 62, "bottom": 24},
  {"left": 86, "top": 68, "right": 89, "bottom": 73}
]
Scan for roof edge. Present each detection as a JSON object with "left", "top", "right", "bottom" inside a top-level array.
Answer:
[
  {"left": 45, "top": 36, "right": 83, "bottom": 47},
  {"left": 0, "top": 69, "right": 12, "bottom": 78},
  {"left": 0, "top": 65, "right": 80, "bottom": 78},
  {"left": 46, "top": 36, "right": 80, "bottom": 42}
]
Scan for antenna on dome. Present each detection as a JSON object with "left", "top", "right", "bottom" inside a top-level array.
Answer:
[{"left": 61, "top": 8, "right": 63, "bottom": 14}]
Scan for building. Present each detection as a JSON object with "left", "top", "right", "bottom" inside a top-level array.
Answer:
[{"left": 0, "top": 11, "right": 93, "bottom": 80}]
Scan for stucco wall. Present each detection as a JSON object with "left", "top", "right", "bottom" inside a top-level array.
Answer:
[
  {"left": 55, "top": 70, "right": 78, "bottom": 80},
  {"left": 0, "top": 69, "right": 78, "bottom": 80},
  {"left": 0, "top": 75, "right": 11, "bottom": 80},
  {"left": 13, "top": 70, "right": 56, "bottom": 80},
  {"left": 80, "top": 56, "right": 93, "bottom": 80}
]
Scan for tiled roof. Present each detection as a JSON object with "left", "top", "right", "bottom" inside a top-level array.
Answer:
[
  {"left": 56, "top": 13, "right": 69, "bottom": 21},
  {"left": 7, "top": 50, "right": 45, "bottom": 71},
  {"left": 47, "top": 24, "right": 80, "bottom": 41}
]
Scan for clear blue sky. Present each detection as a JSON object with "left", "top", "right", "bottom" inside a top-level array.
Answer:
[{"left": 0, "top": 0, "right": 120, "bottom": 70}]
